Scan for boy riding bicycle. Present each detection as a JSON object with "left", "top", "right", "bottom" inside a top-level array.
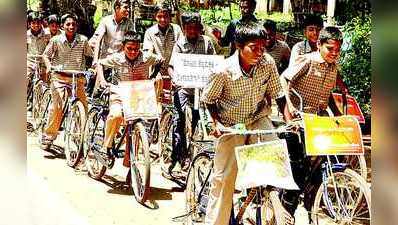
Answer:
[
  {"left": 202, "top": 21, "right": 293, "bottom": 225},
  {"left": 41, "top": 13, "right": 93, "bottom": 150},
  {"left": 95, "top": 31, "right": 163, "bottom": 162},
  {"left": 167, "top": 12, "right": 216, "bottom": 175},
  {"left": 280, "top": 26, "right": 349, "bottom": 223}
]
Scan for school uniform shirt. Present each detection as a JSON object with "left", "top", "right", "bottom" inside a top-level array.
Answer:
[
  {"left": 201, "top": 51, "right": 284, "bottom": 127},
  {"left": 27, "top": 29, "right": 51, "bottom": 66},
  {"left": 282, "top": 51, "right": 338, "bottom": 114},
  {"left": 43, "top": 32, "right": 93, "bottom": 83},
  {"left": 89, "top": 15, "right": 134, "bottom": 58},
  {"left": 266, "top": 39, "right": 291, "bottom": 71},
  {"left": 98, "top": 51, "right": 161, "bottom": 84},
  {"left": 289, "top": 39, "right": 315, "bottom": 67},
  {"left": 143, "top": 23, "right": 183, "bottom": 76}
]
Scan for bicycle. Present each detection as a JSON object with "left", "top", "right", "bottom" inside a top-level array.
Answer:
[
  {"left": 184, "top": 116, "right": 371, "bottom": 225},
  {"left": 45, "top": 67, "right": 92, "bottom": 168},
  {"left": 27, "top": 54, "right": 50, "bottom": 132},
  {"left": 83, "top": 81, "right": 155, "bottom": 204}
]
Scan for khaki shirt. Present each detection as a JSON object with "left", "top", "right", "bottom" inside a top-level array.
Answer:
[
  {"left": 27, "top": 29, "right": 51, "bottom": 66},
  {"left": 89, "top": 15, "right": 134, "bottom": 58},
  {"left": 266, "top": 40, "right": 291, "bottom": 71},
  {"left": 202, "top": 52, "right": 284, "bottom": 126},
  {"left": 143, "top": 23, "right": 183, "bottom": 76},
  {"left": 282, "top": 51, "right": 338, "bottom": 113},
  {"left": 43, "top": 33, "right": 94, "bottom": 82},
  {"left": 98, "top": 51, "right": 161, "bottom": 84}
]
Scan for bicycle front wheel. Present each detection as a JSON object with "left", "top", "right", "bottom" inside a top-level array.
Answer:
[
  {"left": 185, "top": 152, "right": 213, "bottom": 225},
  {"left": 35, "top": 87, "right": 51, "bottom": 133},
  {"left": 159, "top": 110, "right": 173, "bottom": 173},
  {"left": 84, "top": 108, "right": 108, "bottom": 180},
  {"left": 129, "top": 121, "right": 151, "bottom": 204},
  {"left": 311, "top": 168, "right": 371, "bottom": 225},
  {"left": 65, "top": 100, "right": 86, "bottom": 168}
]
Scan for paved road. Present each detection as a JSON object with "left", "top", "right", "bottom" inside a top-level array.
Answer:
[{"left": 27, "top": 129, "right": 310, "bottom": 225}]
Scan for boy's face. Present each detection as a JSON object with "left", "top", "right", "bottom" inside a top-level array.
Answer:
[
  {"left": 318, "top": 39, "right": 341, "bottom": 64},
  {"left": 115, "top": 3, "right": 130, "bottom": 19},
  {"left": 155, "top": 10, "right": 171, "bottom": 29},
  {"left": 304, "top": 25, "right": 321, "bottom": 43},
  {"left": 238, "top": 39, "right": 266, "bottom": 66},
  {"left": 48, "top": 22, "right": 59, "bottom": 35},
  {"left": 30, "top": 20, "right": 42, "bottom": 33},
  {"left": 63, "top": 17, "right": 77, "bottom": 36},
  {"left": 264, "top": 28, "right": 276, "bottom": 48},
  {"left": 183, "top": 23, "right": 201, "bottom": 42},
  {"left": 240, "top": 1, "right": 255, "bottom": 17},
  {"left": 124, "top": 41, "right": 140, "bottom": 61}
]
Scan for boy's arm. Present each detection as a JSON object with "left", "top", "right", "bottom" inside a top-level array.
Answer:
[
  {"left": 42, "top": 38, "right": 56, "bottom": 73},
  {"left": 201, "top": 72, "right": 225, "bottom": 136},
  {"left": 328, "top": 94, "right": 342, "bottom": 116},
  {"left": 336, "top": 71, "right": 349, "bottom": 94}
]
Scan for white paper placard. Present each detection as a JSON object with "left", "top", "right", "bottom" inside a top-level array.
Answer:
[
  {"left": 116, "top": 80, "right": 160, "bottom": 120},
  {"left": 234, "top": 139, "right": 299, "bottom": 190},
  {"left": 173, "top": 53, "right": 224, "bottom": 88}
]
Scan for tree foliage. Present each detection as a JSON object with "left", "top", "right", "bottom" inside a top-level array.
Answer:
[{"left": 339, "top": 15, "right": 371, "bottom": 115}]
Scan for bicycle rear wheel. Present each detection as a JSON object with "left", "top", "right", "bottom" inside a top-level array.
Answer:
[
  {"left": 185, "top": 152, "right": 213, "bottom": 225},
  {"left": 65, "top": 100, "right": 86, "bottom": 168},
  {"left": 31, "top": 80, "right": 45, "bottom": 130},
  {"left": 311, "top": 168, "right": 371, "bottom": 225},
  {"left": 34, "top": 87, "right": 51, "bottom": 132},
  {"left": 84, "top": 108, "right": 108, "bottom": 180},
  {"left": 129, "top": 121, "right": 151, "bottom": 204}
]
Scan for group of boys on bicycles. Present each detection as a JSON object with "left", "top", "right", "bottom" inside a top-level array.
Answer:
[{"left": 27, "top": 0, "right": 364, "bottom": 224}]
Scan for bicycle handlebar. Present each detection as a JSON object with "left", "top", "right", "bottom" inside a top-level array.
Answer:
[
  {"left": 218, "top": 120, "right": 301, "bottom": 136},
  {"left": 27, "top": 54, "right": 44, "bottom": 58}
]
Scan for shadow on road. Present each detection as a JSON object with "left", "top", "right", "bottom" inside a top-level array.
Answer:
[{"left": 43, "top": 144, "right": 66, "bottom": 159}]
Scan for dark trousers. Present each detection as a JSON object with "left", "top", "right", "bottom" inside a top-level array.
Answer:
[
  {"left": 171, "top": 89, "right": 199, "bottom": 165},
  {"left": 280, "top": 132, "right": 323, "bottom": 220}
]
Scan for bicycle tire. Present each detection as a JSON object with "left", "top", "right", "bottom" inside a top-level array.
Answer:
[
  {"left": 159, "top": 111, "right": 173, "bottom": 173},
  {"left": 65, "top": 100, "right": 87, "bottom": 168},
  {"left": 129, "top": 121, "right": 151, "bottom": 204},
  {"left": 185, "top": 152, "right": 213, "bottom": 225},
  {"left": 185, "top": 106, "right": 193, "bottom": 149},
  {"left": 339, "top": 155, "right": 368, "bottom": 180},
  {"left": 34, "top": 86, "right": 51, "bottom": 132},
  {"left": 31, "top": 80, "right": 45, "bottom": 131},
  {"left": 311, "top": 168, "right": 371, "bottom": 225},
  {"left": 84, "top": 108, "right": 107, "bottom": 180}
]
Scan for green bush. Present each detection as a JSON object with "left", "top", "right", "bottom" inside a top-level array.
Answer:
[{"left": 339, "top": 15, "right": 371, "bottom": 115}]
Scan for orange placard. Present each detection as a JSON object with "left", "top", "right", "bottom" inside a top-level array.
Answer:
[
  {"left": 332, "top": 93, "right": 365, "bottom": 124},
  {"left": 303, "top": 114, "right": 364, "bottom": 156}
]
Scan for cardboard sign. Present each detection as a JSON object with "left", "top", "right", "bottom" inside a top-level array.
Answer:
[
  {"left": 173, "top": 53, "right": 224, "bottom": 88},
  {"left": 117, "top": 80, "right": 160, "bottom": 120},
  {"left": 302, "top": 114, "right": 364, "bottom": 156},
  {"left": 234, "top": 140, "right": 299, "bottom": 190},
  {"left": 332, "top": 93, "right": 365, "bottom": 124}
]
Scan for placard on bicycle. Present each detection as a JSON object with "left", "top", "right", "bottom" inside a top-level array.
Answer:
[
  {"left": 172, "top": 53, "right": 224, "bottom": 88},
  {"left": 234, "top": 139, "right": 299, "bottom": 190},
  {"left": 117, "top": 80, "right": 160, "bottom": 120},
  {"left": 302, "top": 114, "right": 364, "bottom": 156}
]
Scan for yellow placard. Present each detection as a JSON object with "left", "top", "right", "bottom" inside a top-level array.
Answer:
[
  {"left": 117, "top": 80, "right": 160, "bottom": 120},
  {"left": 302, "top": 114, "right": 364, "bottom": 156}
]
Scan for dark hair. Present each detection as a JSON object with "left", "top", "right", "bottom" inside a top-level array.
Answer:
[
  {"left": 28, "top": 11, "right": 42, "bottom": 22},
  {"left": 235, "top": 21, "right": 266, "bottom": 45},
  {"left": 319, "top": 26, "right": 343, "bottom": 45},
  {"left": 303, "top": 14, "right": 323, "bottom": 29},
  {"left": 47, "top": 14, "right": 59, "bottom": 24},
  {"left": 181, "top": 12, "right": 201, "bottom": 26},
  {"left": 61, "top": 13, "right": 78, "bottom": 24},
  {"left": 154, "top": 2, "right": 171, "bottom": 15},
  {"left": 122, "top": 31, "right": 141, "bottom": 44},
  {"left": 263, "top": 19, "right": 276, "bottom": 32},
  {"left": 113, "top": 0, "right": 130, "bottom": 10},
  {"left": 240, "top": 0, "right": 257, "bottom": 7}
]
